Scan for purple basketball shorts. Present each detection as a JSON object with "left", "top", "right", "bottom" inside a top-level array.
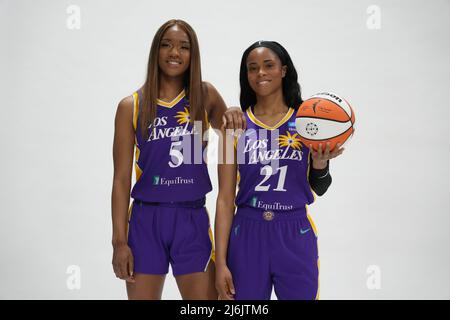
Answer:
[
  {"left": 127, "top": 199, "right": 215, "bottom": 276},
  {"left": 227, "top": 205, "right": 319, "bottom": 300}
]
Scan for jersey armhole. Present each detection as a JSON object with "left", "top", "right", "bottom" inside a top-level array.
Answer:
[
  {"left": 132, "top": 91, "right": 139, "bottom": 131},
  {"left": 204, "top": 109, "right": 210, "bottom": 129}
]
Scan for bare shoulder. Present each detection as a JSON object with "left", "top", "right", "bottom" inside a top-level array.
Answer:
[
  {"left": 114, "top": 95, "right": 136, "bottom": 131},
  {"left": 202, "top": 81, "right": 222, "bottom": 111},
  {"left": 116, "top": 95, "right": 134, "bottom": 119},
  {"left": 203, "top": 81, "right": 219, "bottom": 97},
  {"left": 117, "top": 95, "right": 134, "bottom": 112}
]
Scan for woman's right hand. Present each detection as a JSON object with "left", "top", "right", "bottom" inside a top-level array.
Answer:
[
  {"left": 222, "top": 107, "right": 246, "bottom": 131},
  {"left": 112, "top": 243, "right": 135, "bottom": 283},
  {"left": 215, "top": 264, "right": 235, "bottom": 300}
]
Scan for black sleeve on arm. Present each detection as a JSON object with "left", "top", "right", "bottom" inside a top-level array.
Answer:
[{"left": 308, "top": 154, "right": 332, "bottom": 196}]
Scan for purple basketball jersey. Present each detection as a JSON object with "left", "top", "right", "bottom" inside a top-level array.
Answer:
[
  {"left": 130, "top": 89, "right": 212, "bottom": 202},
  {"left": 235, "top": 107, "right": 315, "bottom": 210}
]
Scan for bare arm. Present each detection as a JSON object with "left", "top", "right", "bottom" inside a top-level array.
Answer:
[
  {"left": 203, "top": 81, "right": 228, "bottom": 130},
  {"left": 214, "top": 126, "right": 238, "bottom": 299},
  {"left": 111, "top": 95, "right": 135, "bottom": 282}
]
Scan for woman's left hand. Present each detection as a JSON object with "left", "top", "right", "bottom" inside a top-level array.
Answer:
[{"left": 309, "top": 142, "right": 345, "bottom": 169}]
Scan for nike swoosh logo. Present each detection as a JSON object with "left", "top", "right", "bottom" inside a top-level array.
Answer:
[{"left": 300, "top": 228, "right": 310, "bottom": 235}]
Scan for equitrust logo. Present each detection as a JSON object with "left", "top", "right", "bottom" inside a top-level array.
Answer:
[{"left": 152, "top": 176, "right": 195, "bottom": 187}]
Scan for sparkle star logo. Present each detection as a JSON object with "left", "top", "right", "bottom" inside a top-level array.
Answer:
[
  {"left": 277, "top": 131, "right": 302, "bottom": 150},
  {"left": 174, "top": 107, "right": 191, "bottom": 125}
]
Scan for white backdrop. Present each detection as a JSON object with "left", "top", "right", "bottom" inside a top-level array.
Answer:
[{"left": 1, "top": 0, "right": 449, "bottom": 299}]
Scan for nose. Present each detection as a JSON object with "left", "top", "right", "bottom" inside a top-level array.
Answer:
[
  {"left": 169, "top": 45, "right": 180, "bottom": 58},
  {"left": 257, "top": 67, "right": 267, "bottom": 77}
]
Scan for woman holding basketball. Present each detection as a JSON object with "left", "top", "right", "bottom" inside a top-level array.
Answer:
[
  {"left": 215, "top": 41, "right": 344, "bottom": 300},
  {"left": 111, "top": 19, "right": 239, "bottom": 300}
]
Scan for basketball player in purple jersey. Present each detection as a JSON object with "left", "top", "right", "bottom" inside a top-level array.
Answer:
[
  {"left": 111, "top": 19, "right": 241, "bottom": 300},
  {"left": 215, "top": 41, "right": 345, "bottom": 300}
]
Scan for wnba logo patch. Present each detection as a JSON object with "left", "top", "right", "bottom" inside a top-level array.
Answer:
[{"left": 288, "top": 121, "right": 297, "bottom": 131}]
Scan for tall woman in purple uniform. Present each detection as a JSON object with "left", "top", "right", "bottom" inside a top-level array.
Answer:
[
  {"left": 111, "top": 19, "right": 235, "bottom": 300},
  {"left": 215, "top": 41, "right": 345, "bottom": 300}
]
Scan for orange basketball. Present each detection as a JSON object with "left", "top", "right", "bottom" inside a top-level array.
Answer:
[{"left": 295, "top": 92, "right": 355, "bottom": 152}]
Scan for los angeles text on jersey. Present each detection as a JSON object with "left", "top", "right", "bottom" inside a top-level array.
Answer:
[
  {"left": 239, "top": 135, "right": 304, "bottom": 165},
  {"left": 146, "top": 116, "right": 199, "bottom": 142}
]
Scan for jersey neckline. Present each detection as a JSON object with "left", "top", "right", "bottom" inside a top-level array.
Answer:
[
  {"left": 247, "top": 106, "right": 295, "bottom": 130},
  {"left": 157, "top": 89, "right": 186, "bottom": 108}
]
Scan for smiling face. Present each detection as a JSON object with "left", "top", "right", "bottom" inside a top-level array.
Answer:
[
  {"left": 158, "top": 24, "right": 191, "bottom": 78},
  {"left": 246, "top": 47, "right": 287, "bottom": 98}
]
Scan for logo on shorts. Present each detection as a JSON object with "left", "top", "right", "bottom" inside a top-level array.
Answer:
[
  {"left": 300, "top": 228, "right": 311, "bottom": 235},
  {"left": 234, "top": 224, "right": 240, "bottom": 236},
  {"left": 263, "top": 210, "right": 274, "bottom": 221},
  {"left": 249, "top": 196, "right": 258, "bottom": 207},
  {"left": 152, "top": 175, "right": 160, "bottom": 185}
]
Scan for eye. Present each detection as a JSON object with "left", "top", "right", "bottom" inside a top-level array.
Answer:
[
  {"left": 248, "top": 66, "right": 257, "bottom": 72},
  {"left": 181, "top": 46, "right": 190, "bottom": 50},
  {"left": 161, "top": 43, "right": 170, "bottom": 48},
  {"left": 266, "top": 63, "right": 274, "bottom": 68}
]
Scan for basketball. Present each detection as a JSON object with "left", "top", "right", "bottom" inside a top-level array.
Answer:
[{"left": 295, "top": 92, "right": 355, "bottom": 152}]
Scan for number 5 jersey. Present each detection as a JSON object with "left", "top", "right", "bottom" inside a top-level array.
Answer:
[{"left": 130, "top": 89, "right": 212, "bottom": 203}]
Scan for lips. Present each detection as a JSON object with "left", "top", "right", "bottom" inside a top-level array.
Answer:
[
  {"left": 256, "top": 79, "right": 271, "bottom": 85},
  {"left": 167, "top": 60, "right": 182, "bottom": 67}
]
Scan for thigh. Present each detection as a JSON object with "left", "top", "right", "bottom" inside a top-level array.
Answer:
[
  {"left": 126, "top": 273, "right": 166, "bottom": 300},
  {"left": 175, "top": 261, "right": 218, "bottom": 300},
  {"left": 271, "top": 217, "right": 319, "bottom": 300},
  {"left": 227, "top": 214, "right": 272, "bottom": 300}
]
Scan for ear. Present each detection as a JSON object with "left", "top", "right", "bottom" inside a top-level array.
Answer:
[{"left": 281, "top": 65, "right": 287, "bottom": 78}]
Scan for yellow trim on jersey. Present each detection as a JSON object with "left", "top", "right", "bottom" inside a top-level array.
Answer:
[
  {"left": 126, "top": 201, "right": 134, "bottom": 240},
  {"left": 132, "top": 92, "right": 139, "bottom": 131},
  {"left": 306, "top": 205, "right": 320, "bottom": 300},
  {"left": 205, "top": 208, "right": 216, "bottom": 264},
  {"left": 306, "top": 205, "right": 318, "bottom": 237},
  {"left": 316, "top": 257, "right": 320, "bottom": 300},
  {"left": 233, "top": 136, "right": 239, "bottom": 150},
  {"left": 232, "top": 136, "right": 240, "bottom": 208},
  {"left": 132, "top": 92, "right": 143, "bottom": 181},
  {"left": 134, "top": 145, "right": 142, "bottom": 182},
  {"left": 208, "top": 227, "right": 215, "bottom": 263},
  {"left": 246, "top": 107, "right": 294, "bottom": 130},
  {"left": 204, "top": 109, "right": 210, "bottom": 129},
  {"left": 157, "top": 89, "right": 186, "bottom": 108}
]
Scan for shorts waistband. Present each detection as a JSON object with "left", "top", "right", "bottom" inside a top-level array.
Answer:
[
  {"left": 236, "top": 205, "right": 307, "bottom": 221},
  {"left": 134, "top": 197, "right": 206, "bottom": 209}
]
